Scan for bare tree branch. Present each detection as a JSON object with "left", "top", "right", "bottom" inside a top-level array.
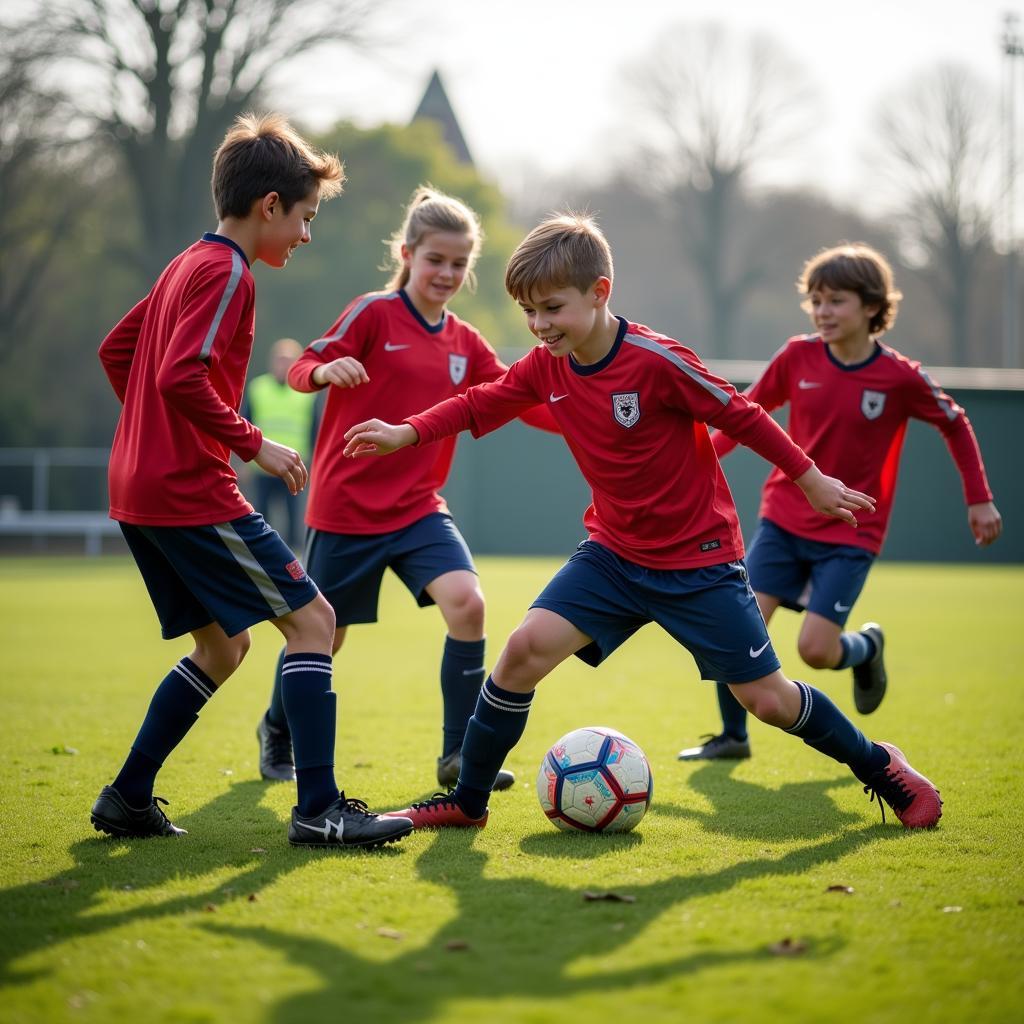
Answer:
[
  {"left": 870, "top": 64, "right": 999, "bottom": 363},
  {"left": 623, "top": 22, "right": 816, "bottom": 355}
]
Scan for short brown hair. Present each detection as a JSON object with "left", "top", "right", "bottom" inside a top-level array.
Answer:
[
  {"left": 384, "top": 185, "right": 484, "bottom": 292},
  {"left": 212, "top": 112, "right": 344, "bottom": 220},
  {"left": 505, "top": 212, "right": 613, "bottom": 302},
  {"left": 798, "top": 243, "right": 902, "bottom": 335}
]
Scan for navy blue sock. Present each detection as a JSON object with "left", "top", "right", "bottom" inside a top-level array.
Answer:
[
  {"left": 266, "top": 647, "right": 288, "bottom": 731},
  {"left": 453, "top": 676, "right": 533, "bottom": 818},
  {"left": 835, "top": 631, "right": 877, "bottom": 670},
  {"left": 440, "top": 636, "right": 486, "bottom": 758},
  {"left": 715, "top": 682, "right": 749, "bottom": 741},
  {"left": 280, "top": 652, "right": 338, "bottom": 818},
  {"left": 785, "top": 681, "right": 889, "bottom": 782},
  {"left": 113, "top": 657, "right": 216, "bottom": 807}
]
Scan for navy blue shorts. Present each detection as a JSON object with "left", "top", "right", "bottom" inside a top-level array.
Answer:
[
  {"left": 746, "top": 519, "right": 875, "bottom": 627},
  {"left": 305, "top": 512, "right": 476, "bottom": 626},
  {"left": 120, "top": 514, "right": 319, "bottom": 640},
  {"left": 531, "top": 540, "right": 780, "bottom": 683}
]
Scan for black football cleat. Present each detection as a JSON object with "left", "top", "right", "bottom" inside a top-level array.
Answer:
[
  {"left": 90, "top": 786, "right": 187, "bottom": 838},
  {"left": 288, "top": 793, "right": 413, "bottom": 849},
  {"left": 436, "top": 750, "right": 514, "bottom": 792},
  {"left": 852, "top": 623, "right": 887, "bottom": 715},
  {"left": 677, "top": 733, "right": 752, "bottom": 761},
  {"left": 257, "top": 712, "right": 296, "bottom": 782}
]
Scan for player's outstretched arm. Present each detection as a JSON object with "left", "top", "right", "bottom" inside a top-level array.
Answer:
[
  {"left": 343, "top": 420, "right": 419, "bottom": 458},
  {"left": 311, "top": 357, "right": 370, "bottom": 389},
  {"left": 253, "top": 438, "right": 308, "bottom": 495},
  {"left": 968, "top": 501, "right": 1002, "bottom": 547},
  {"left": 794, "top": 465, "right": 875, "bottom": 527}
]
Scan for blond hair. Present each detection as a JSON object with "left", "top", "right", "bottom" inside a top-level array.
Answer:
[
  {"left": 504, "top": 212, "right": 613, "bottom": 302},
  {"left": 212, "top": 112, "right": 344, "bottom": 219},
  {"left": 384, "top": 185, "right": 483, "bottom": 291},
  {"left": 798, "top": 242, "right": 902, "bottom": 335}
]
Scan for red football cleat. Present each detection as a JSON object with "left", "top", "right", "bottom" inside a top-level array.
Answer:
[
  {"left": 864, "top": 742, "right": 943, "bottom": 828},
  {"left": 382, "top": 792, "right": 488, "bottom": 830}
]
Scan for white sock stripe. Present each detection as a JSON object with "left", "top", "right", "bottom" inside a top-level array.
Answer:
[
  {"left": 481, "top": 686, "right": 533, "bottom": 713},
  {"left": 789, "top": 681, "right": 813, "bottom": 732},
  {"left": 173, "top": 661, "right": 213, "bottom": 700},
  {"left": 281, "top": 663, "right": 333, "bottom": 675}
]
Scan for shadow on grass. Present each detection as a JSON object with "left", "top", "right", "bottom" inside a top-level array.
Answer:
[
  {"left": 0, "top": 773, "right": 891, "bottom": 1018},
  {"left": 201, "top": 824, "right": 886, "bottom": 1023},
  {"left": 653, "top": 759, "right": 864, "bottom": 840},
  {"left": 0, "top": 779, "right": 402, "bottom": 987}
]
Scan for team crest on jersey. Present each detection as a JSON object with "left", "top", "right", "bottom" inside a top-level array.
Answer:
[
  {"left": 612, "top": 391, "right": 641, "bottom": 428},
  {"left": 861, "top": 389, "right": 886, "bottom": 420},
  {"left": 449, "top": 353, "right": 468, "bottom": 386}
]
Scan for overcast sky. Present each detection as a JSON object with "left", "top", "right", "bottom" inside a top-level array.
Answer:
[{"left": 275, "top": 0, "right": 1021, "bottom": 212}]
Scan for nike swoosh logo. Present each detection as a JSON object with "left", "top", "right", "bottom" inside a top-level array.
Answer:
[
  {"left": 549, "top": 392, "right": 569, "bottom": 403},
  {"left": 749, "top": 640, "right": 771, "bottom": 658},
  {"left": 384, "top": 341, "right": 410, "bottom": 352},
  {"left": 462, "top": 667, "right": 485, "bottom": 676},
  {"left": 798, "top": 380, "right": 822, "bottom": 389},
  {"left": 834, "top": 601, "right": 851, "bottom": 613},
  {"left": 294, "top": 817, "right": 344, "bottom": 840}
]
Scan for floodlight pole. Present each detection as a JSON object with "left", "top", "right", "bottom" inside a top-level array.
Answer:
[{"left": 1003, "top": 12, "right": 1024, "bottom": 368}]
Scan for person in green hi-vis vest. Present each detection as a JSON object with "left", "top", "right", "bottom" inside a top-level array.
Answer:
[{"left": 242, "top": 338, "right": 318, "bottom": 549}]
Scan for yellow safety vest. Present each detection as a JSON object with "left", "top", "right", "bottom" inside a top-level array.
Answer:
[{"left": 246, "top": 374, "right": 316, "bottom": 468}]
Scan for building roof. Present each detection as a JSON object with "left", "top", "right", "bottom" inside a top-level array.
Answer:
[{"left": 411, "top": 69, "right": 474, "bottom": 166}]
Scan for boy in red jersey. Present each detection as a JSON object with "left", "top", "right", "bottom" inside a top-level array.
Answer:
[
  {"left": 679, "top": 243, "right": 1002, "bottom": 762},
  {"left": 92, "top": 112, "right": 412, "bottom": 850},
  {"left": 342, "top": 215, "right": 944, "bottom": 832},
  {"left": 255, "top": 186, "right": 555, "bottom": 789}
]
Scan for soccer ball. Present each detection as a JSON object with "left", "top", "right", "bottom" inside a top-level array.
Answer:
[{"left": 537, "top": 726, "right": 653, "bottom": 833}]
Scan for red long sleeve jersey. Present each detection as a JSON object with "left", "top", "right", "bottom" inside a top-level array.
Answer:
[
  {"left": 98, "top": 235, "right": 262, "bottom": 526},
  {"left": 407, "top": 317, "right": 813, "bottom": 570},
  {"left": 713, "top": 335, "right": 993, "bottom": 554},
  {"left": 291, "top": 290, "right": 554, "bottom": 534}
]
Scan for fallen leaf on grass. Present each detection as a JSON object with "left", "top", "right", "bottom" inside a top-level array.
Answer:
[
  {"left": 204, "top": 904, "right": 216, "bottom": 913},
  {"left": 250, "top": 848, "right": 267, "bottom": 854},
  {"left": 768, "top": 937, "right": 808, "bottom": 957},
  {"left": 942, "top": 906, "right": 962, "bottom": 913},
  {"left": 51, "top": 745, "right": 78, "bottom": 756},
  {"left": 377, "top": 927, "right": 403, "bottom": 940},
  {"left": 582, "top": 891, "right": 636, "bottom": 903},
  {"left": 247, "top": 893, "right": 259, "bottom": 903},
  {"left": 445, "top": 939, "right": 470, "bottom": 951},
  {"left": 826, "top": 885, "right": 855, "bottom": 894}
]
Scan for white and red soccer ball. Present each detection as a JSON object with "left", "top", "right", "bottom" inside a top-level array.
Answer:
[{"left": 537, "top": 726, "right": 653, "bottom": 833}]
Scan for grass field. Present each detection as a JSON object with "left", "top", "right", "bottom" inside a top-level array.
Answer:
[{"left": 1, "top": 555, "right": 1022, "bottom": 1024}]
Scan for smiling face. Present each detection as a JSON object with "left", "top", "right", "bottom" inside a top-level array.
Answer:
[
  {"left": 255, "top": 187, "right": 320, "bottom": 268},
  {"left": 807, "top": 285, "right": 878, "bottom": 350},
  {"left": 401, "top": 230, "right": 474, "bottom": 321},
  {"left": 517, "top": 278, "right": 615, "bottom": 364}
]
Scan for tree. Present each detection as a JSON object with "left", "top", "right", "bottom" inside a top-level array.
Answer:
[
  {"left": 622, "top": 23, "right": 817, "bottom": 357},
  {"left": 0, "top": 18, "right": 91, "bottom": 345},
  {"left": 34, "top": 0, "right": 387, "bottom": 280},
  {"left": 870, "top": 64, "right": 1001, "bottom": 365},
  {"left": 254, "top": 119, "right": 529, "bottom": 364}
]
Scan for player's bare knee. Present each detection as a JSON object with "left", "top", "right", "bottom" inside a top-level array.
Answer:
[
  {"left": 797, "top": 637, "right": 834, "bottom": 670},
  {"left": 501, "top": 624, "right": 545, "bottom": 675},
  {"left": 452, "top": 589, "right": 485, "bottom": 636},
  {"left": 736, "top": 685, "right": 787, "bottom": 725}
]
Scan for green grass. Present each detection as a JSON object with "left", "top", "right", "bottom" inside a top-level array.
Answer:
[{"left": 1, "top": 556, "right": 1022, "bottom": 1024}]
